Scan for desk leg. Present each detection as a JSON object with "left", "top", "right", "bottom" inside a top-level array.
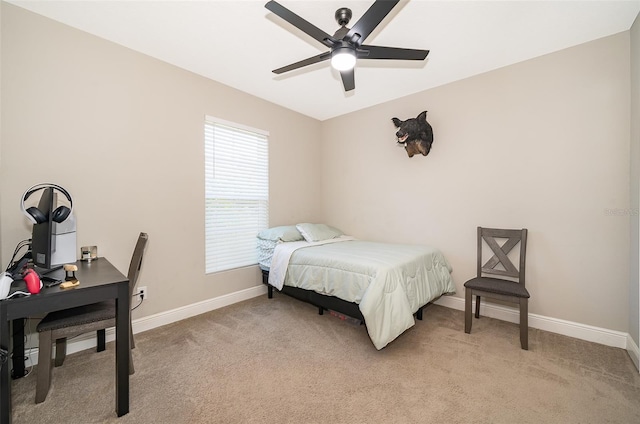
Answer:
[
  {"left": 115, "top": 282, "right": 130, "bottom": 417},
  {"left": 10, "top": 319, "right": 26, "bottom": 379},
  {"left": 0, "top": 306, "right": 12, "bottom": 424}
]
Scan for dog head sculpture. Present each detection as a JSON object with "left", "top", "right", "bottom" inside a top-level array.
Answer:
[{"left": 391, "top": 111, "right": 433, "bottom": 158}]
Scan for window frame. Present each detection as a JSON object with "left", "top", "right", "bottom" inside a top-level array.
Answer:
[{"left": 204, "top": 115, "right": 269, "bottom": 274}]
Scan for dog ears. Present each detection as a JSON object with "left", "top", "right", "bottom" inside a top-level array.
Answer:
[{"left": 393, "top": 112, "right": 428, "bottom": 127}]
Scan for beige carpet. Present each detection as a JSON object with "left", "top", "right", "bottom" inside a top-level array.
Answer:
[{"left": 9, "top": 294, "right": 640, "bottom": 424}]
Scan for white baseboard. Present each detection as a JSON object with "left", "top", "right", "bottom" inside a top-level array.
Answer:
[
  {"left": 434, "top": 295, "right": 629, "bottom": 349},
  {"left": 131, "top": 284, "right": 267, "bottom": 334},
  {"left": 23, "top": 286, "right": 636, "bottom": 369},
  {"left": 25, "top": 285, "right": 267, "bottom": 367}
]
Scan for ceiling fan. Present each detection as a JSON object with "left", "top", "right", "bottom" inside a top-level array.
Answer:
[{"left": 265, "top": 0, "right": 429, "bottom": 92}]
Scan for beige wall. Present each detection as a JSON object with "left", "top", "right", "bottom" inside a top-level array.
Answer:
[
  {"left": 0, "top": 3, "right": 635, "bottom": 336},
  {"left": 321, "top": 32, "right": 631, "bottom": 332},
  {"left": 630, "top": 11, "right": 640, "bottom": 351},
  {"left": 0, "top": 3, "right": 3, "bottom": 244},
  {"left": 0, "top": 3, "right": 322, "bottom": 317}
]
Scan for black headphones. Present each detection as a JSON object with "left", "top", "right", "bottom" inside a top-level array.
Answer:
[{"left": 21, "top": 183, "right": 74, "bottom": 224}]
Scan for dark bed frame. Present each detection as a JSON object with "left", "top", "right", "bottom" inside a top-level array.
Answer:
[{"left": 261, "top": 269, "right": 424, "bottom": 323}]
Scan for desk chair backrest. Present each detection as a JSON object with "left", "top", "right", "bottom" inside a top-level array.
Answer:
[
  {"left": 477, "top": 227, "right": 527, "bottom": 286},
  {"left": 127, "top": 232, "right": 148, "bottom": 298}
]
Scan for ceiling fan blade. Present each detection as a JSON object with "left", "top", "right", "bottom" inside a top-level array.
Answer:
[
  {"left": 345, "top": 0, "right": 399, "bottom": 46},
  {"left": 272, "top": 52, "right": 331, "bottom": 74},
  {"left": 265, "top": 1, "right": 335, "bottom": 48},
  {"left": 340, "top": 69, "right": 355, "bottom": 92},
  {"left": 358, "top": 45, "right": 429, "bottom": 61}
]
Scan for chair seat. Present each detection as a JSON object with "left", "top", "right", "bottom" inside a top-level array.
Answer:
[
  {"left": 37, "top": 300, "right": 115, "bottom": 332},
  {"left": 464, "top": 277, "right": 530, "bottom": 298}
]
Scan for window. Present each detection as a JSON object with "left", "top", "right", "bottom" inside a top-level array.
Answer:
[{"left": 204, "top": 116, "right": 269, "bottom": 273}]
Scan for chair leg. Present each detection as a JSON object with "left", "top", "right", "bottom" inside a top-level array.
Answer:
[
  {"left": 130, "top": 320, "right": 136, "bottom": 350},
  {"left": 464, "top": 288, "right": 472, "bottom": 333},
  {"left": 520, "top": 298, "right": 529, "bottom": 350},
  {"left": 129, "top": 345, "right": 135, "bottom": 375},
  {"left": 36, "top": 331, "right": 53, "bottom": 404},
  {"left": 54, "top": 338, "right": 67, "bottom": 367},
  {"left": 475, "top": 295, "right": 481, "bottom": 318},
  {"left": 129, "top": 324, "right": 136, "bottom": 375},
  {"left": 97, "top": 329, "right": 106, "bottom": 352}
]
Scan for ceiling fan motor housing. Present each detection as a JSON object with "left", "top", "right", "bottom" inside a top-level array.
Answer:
[{"left": 335, "top": 8, "right": 352, "bottom": 26}]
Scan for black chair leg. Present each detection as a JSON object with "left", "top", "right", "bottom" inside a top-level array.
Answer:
[
  {"left": 54, "top": 338, "right": 67, "bottom": 367},
  {"left": 474, "top": 295, "right": 481, "bottom": 318},
  {"left": 464, "top": 288, "right": 472, "bottom": 333},
  {"left": 520, "top": 298, "right": 529, "bottom": 350},
  {"left": 97, "top": 329, "right": 106, "bottom": 352},
  {"left": 36, "top": 330, "right": 53, "bottom": 403}
]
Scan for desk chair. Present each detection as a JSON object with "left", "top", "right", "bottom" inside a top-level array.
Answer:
[
  {"left": 35, "top": 232, "right": 148, "bottom": 403},
  {"left": 464, "top": 227, "right": 529, "bottom": 349}
]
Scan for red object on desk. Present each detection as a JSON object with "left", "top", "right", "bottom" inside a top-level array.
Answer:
[{"left": 23, "top": 269, "right": 41, "bottom": 294}]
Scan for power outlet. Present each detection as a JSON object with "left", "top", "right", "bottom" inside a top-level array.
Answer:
[{"left": 137, "top": 286, "right": 148, "bottom": 300}]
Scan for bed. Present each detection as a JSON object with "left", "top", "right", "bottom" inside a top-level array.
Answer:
[{"left": 257, "top": 224, "right": 455, "bottom": 349}]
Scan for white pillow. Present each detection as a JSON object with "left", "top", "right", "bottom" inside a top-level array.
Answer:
[
  {"left": 295, "top": 223, "right": 343, "bottom": 242},
  {"left": 257, "top": 225, "right": 304, "bottom": 242},
  {"left": 256, "top": 238, "right": 277, "bottom": 269}
]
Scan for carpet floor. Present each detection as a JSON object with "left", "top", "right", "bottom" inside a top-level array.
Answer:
[{"left": 9, "top": 294, "right": 640, "bottom": 423}]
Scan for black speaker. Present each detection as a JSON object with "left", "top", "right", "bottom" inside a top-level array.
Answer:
[{"left": 20, "top": 183, "right": 73, "bottom": 224}]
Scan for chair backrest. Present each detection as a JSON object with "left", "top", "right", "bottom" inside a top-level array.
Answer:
[
  {"left": 127, "top": 232, "right": 148, "bottom": 297},
  {"left": 477, "top": 227, "right": 527, "bottom": 285}
]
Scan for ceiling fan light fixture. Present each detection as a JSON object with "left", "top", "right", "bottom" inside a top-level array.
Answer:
[
  {"left": 331, "top": 47, "right": 356, "bottom": 71},
  {"left": 265, "top": 1, "right": 429, "bottom": 91}
]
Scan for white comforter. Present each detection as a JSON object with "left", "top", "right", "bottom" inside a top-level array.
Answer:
[{"left": 268, "top": 237, "right": 455, "bottom": 349}]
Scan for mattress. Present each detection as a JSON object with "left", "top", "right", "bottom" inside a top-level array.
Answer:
[{"left": 267, "top": 237, "right": 455, "bottom": 349}]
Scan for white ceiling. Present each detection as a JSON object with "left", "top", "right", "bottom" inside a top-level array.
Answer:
[{"left": 8, "top": 0, "right": 640, "bottom": 121}]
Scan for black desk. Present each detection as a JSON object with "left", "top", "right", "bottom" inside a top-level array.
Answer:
[{"left": 0, "top": 258, "right": 130, "bottom": 423}]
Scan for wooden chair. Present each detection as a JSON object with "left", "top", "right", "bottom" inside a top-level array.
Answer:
[
  {"left": 35, "top": 232, "right": 148, "bottom": 403},
  {"left": 464, "top": 227, "right": 529, "bottom": 349}
]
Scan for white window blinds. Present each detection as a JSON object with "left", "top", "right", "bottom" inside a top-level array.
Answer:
[{"left": 204, "top": 116, "right": 269, "bottom": 274}]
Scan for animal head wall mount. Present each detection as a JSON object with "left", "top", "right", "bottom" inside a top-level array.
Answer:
[{"left": 392, "top": 111, "right": 433, "bottom": 158}]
